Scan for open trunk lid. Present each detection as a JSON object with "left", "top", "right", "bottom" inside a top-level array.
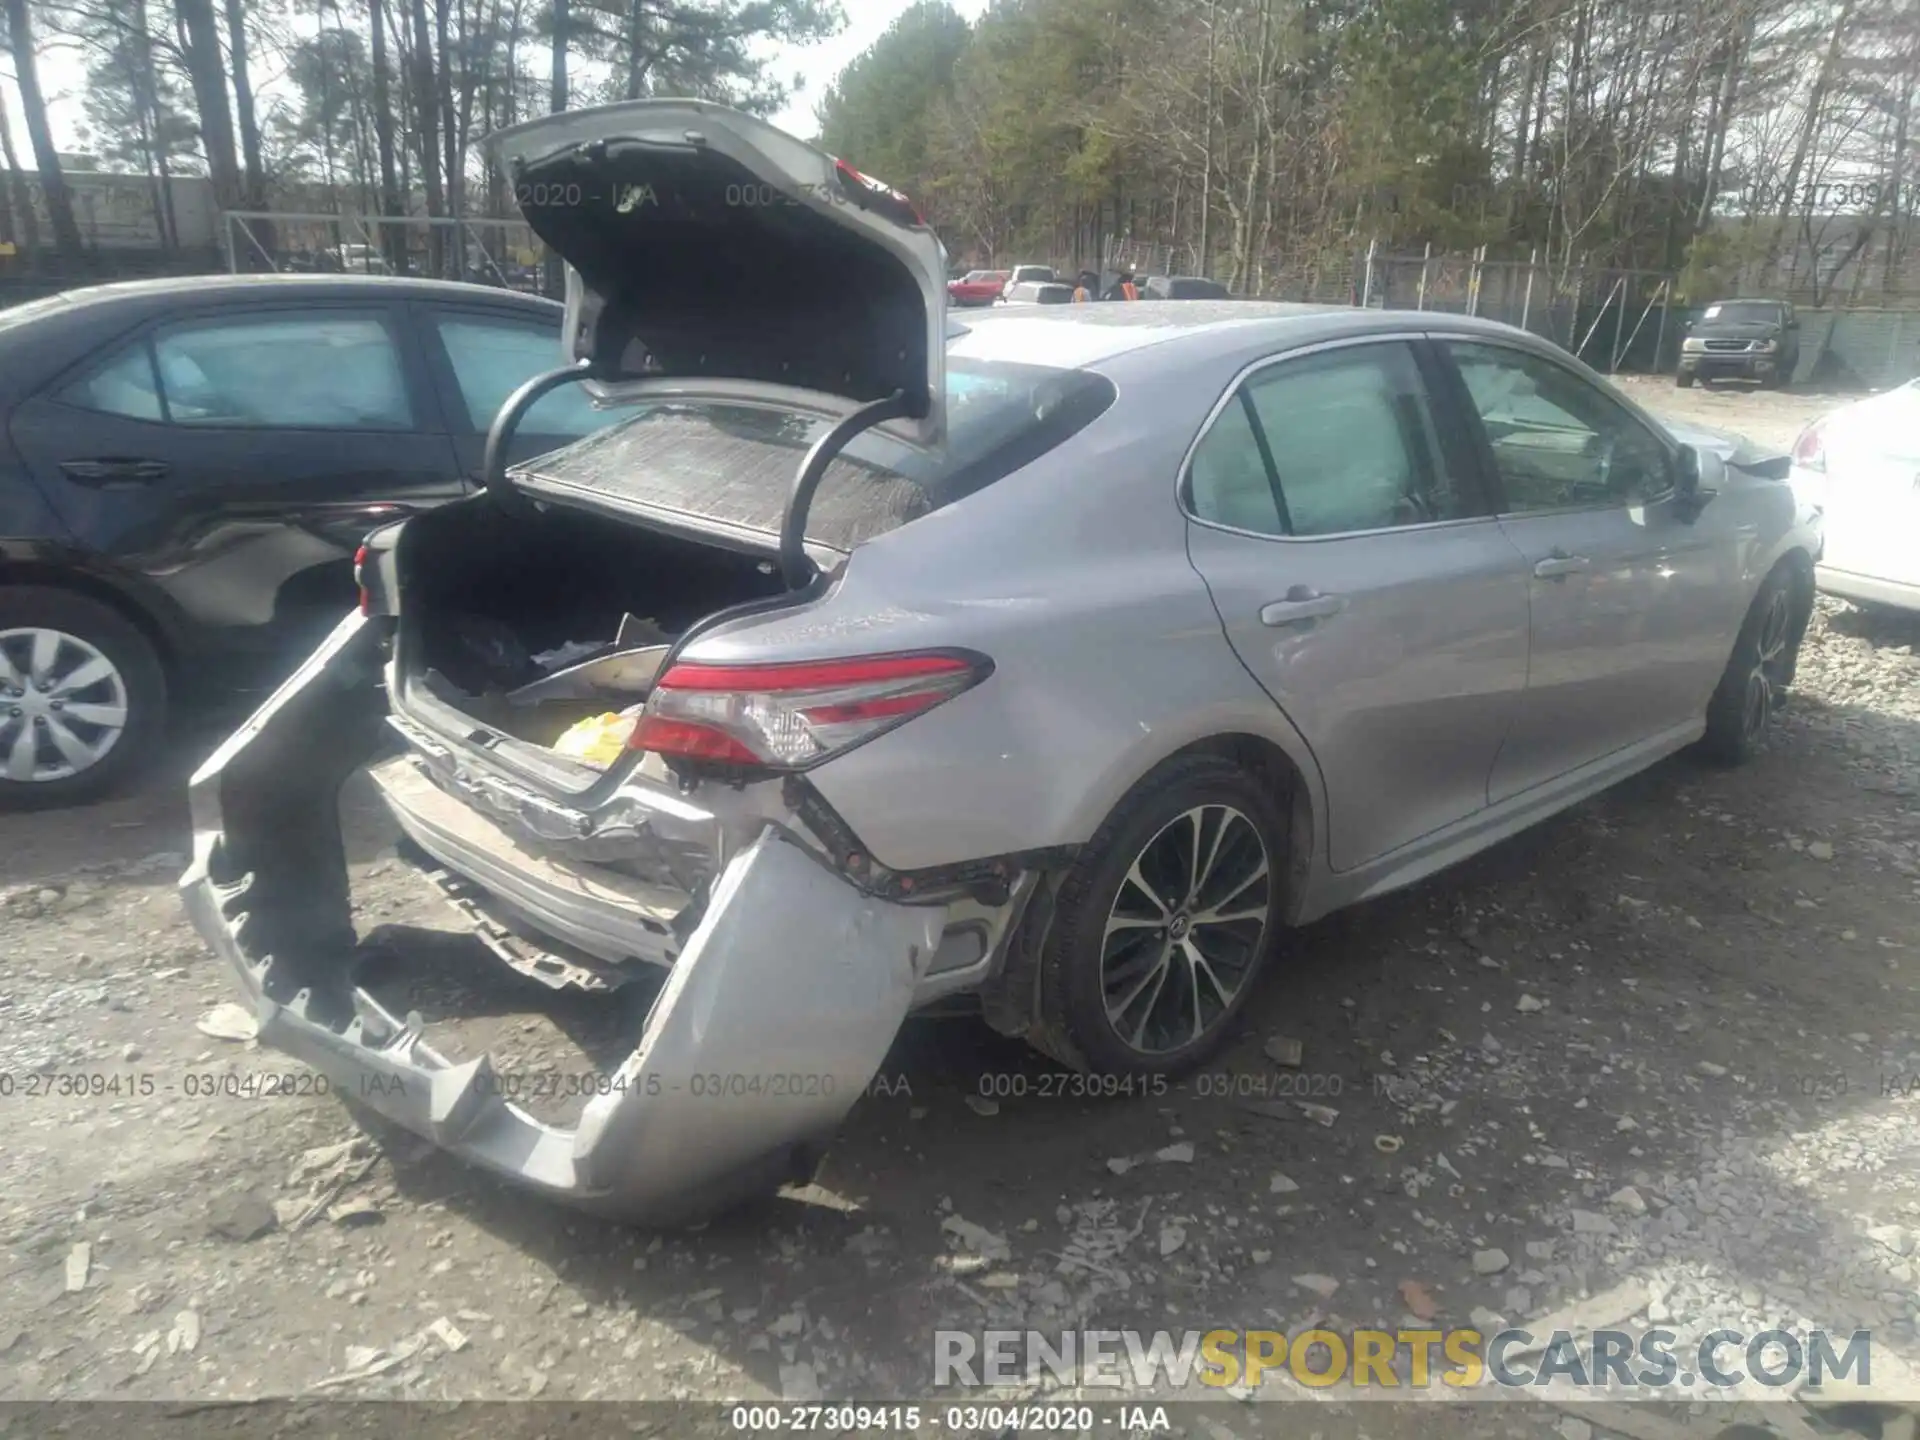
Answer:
[{"left": 483, "top": 100, "right": 950, "bottom": 448}]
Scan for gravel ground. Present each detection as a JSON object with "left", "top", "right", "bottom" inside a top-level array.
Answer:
[{"left": 2, "top": 384, "right": 1918, "bottom": 1439}]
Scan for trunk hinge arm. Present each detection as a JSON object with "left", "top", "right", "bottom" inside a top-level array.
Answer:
[
  {"left": 780, "top": 389, "right": 912, "bottom": 589},
  {"left": 482, "top": 360, "right": 598, "bottom": 507}
]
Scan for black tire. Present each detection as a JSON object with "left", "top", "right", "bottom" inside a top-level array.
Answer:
[
  {"left": 1699, "top": 566, "right": 1801, "bottom": 766},
  {"left": 1030, "top": 753, "right": 1289, "bottom": 1076},
  {"left": 1674, "top": 372, "right": 1695, "bottom": 388},
  {"left": 0, "top": 586, "right": 167, "bottom": 809}
]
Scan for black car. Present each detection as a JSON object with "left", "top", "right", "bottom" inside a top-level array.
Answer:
[
  {"left": 1676, "top": 298, "right": 1800, "bottom": 388},
  {"left": 0, "top": 274, "right": 609, "bottom": 804}
]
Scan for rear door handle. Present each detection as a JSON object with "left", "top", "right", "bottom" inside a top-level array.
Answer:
[
  {"left": 58, "top": 458, "right": 170, "bottom": 487},
  {"left": 1260, "top": 590, "right": 1347, "bottom": 626},
  {"left": 1533, "top": 551, "right": 1591, "bottom": 580}
]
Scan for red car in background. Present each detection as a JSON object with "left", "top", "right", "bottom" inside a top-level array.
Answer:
[{"left": 947, "top": 269, "right": 1009, "bottom": 307}]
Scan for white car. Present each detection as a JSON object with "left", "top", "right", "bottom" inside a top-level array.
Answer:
[
  {"left": 999, "top": 263, "right": 1056, "bottom": 300},
  {"left": 1789, "top": 378, "right": 1920, "bottom": 610}
]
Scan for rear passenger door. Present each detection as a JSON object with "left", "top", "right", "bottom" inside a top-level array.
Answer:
[
  {"left": 8, "top": 301, "right": 461, "bottom": 663},
  {"left": 414, "top": 303, "right": 615, "bottom": 480},
  {"left": 1182, "top": 336, "right": 1532, "bottom": 872}
]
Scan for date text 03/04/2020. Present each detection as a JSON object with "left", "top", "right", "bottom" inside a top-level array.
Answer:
[
  {"left": 0, "top": 1070, "right": 332, "bottom": 1101},
  {"left": 727, "top": 1404, "right": 1172, "bottom": 1433}
]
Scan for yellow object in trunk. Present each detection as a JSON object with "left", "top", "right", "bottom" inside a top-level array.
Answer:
[{"left": 551, "top": 712, "right": 638, "bottom": 766}]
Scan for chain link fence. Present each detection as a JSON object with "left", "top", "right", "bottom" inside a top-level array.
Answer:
[
  {"left": 1094, "top": 237, "right": 1920, "bottom": 386},
  {"left": 222, "top": 212, "right": 555, "bottom": 296}
]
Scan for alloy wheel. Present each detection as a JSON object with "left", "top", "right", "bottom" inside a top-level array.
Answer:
[
  {"left": 1741, "top": 587, "right": 1794, "bottom": 745},
  {"left": 0, "top": 627, "right": 131, "bottom": 783},
  {"left": 1099, "top": 804, "right": 1272, "bottom": 1056}
]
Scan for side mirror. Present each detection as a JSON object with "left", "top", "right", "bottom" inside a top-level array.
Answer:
[
  {"left": 1787, "top": 318, "right": 1800, "bottom": 331},
  {"left": 1674, "top": 445, "right": 1722, "bottom": 522}
]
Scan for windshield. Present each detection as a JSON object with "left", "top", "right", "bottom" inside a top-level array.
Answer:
[
  {"left": 519, "top": 357, "right": 1116, "bottom": 550},
  {"left": 1699, "top": 301, "right": 1785, "bottom": 326},
  {"left": 1011, "top": 266, "right": 1054, "bottom": 283}
]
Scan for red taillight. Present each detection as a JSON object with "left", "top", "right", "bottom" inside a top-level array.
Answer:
[
  {"left": 630, "top": 651, "right": 988, "bottom": 768},
  {"left": 833, "top": 157, "right": 926, "bottom": 227},
  {"left": 353, "top": 543, "right": 371, "bottom": 616},
  {"left": 1792, "top": 421, "right": 1826, "bottom": 473}
]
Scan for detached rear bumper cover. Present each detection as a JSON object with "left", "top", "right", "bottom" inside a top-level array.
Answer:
[{"left": 179, "top": 612, "right": 943, "bottom": 1221}]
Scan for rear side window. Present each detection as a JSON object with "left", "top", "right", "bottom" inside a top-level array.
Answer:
[
  {"left": 517, "top": 359, "right": 1116, "bottom": 549},
  {"left": 57, "top": 344, "right": 165, "bottom": 421},
  {"left": 152, "top": 313, "right": 411, "bottom": 429},
  {"left": 57, "top": 311, "right": 414, "bottom": 430}
]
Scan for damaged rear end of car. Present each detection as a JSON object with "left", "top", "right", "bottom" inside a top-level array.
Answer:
[{"left": 178, "top": 101, "right": 1050, "bottom": 1223}]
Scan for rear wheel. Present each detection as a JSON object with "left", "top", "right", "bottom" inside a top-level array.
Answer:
[
  {"left": 1031, "top": 754, "right": 1288, "bottom": 1076},
  {"left": 1700, "top": 568, "right": 1800, "bottom": 766},
  {"left": 0, "top": 587, "right": 166, "bottom": 808}
]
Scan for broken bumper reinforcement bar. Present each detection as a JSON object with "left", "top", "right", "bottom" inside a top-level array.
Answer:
[{"left": 179, "top": 611, "right": 944, "bottom": 1222}]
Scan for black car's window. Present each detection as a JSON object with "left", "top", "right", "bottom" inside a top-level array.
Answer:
[
  {"left": 141, "top": 312, "right": 413, "bottom": 430},
  {"left": 1190, "top": 341, "right": 1466, "bottom": 537},
  {"left": 1446, "top": 341, "right": 1673, "bottom": 510},
  {"left": 430, "top": 313, "right": 607, "bottom": 438},
  {"left": 57, "top": 343, "right": 165, "bottom": 421},
  {"left": 517, "top": 358, "right": 1116, "bottom": 550}
]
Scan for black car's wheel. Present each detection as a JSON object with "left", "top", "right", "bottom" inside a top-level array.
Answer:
[
  {"left": 0, "top": 587, "right": 166, "bottom": 808},
  {"left": 1700, "top": 567, "right": 1802, "bottom": 766},
  {"left": 1032, "top": 754, "right": 1288, "bottom": 1076},
  {"left": 1675, "top": 371, "right": 1696, "bottom": 388}
]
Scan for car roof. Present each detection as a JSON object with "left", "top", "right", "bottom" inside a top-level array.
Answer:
[
  {"left": 0, "top": 274, "right": 562, "bottom": 404},
  {"left": 15, "top": 273, "right": 559, "bottom": 321},
  {"left": 947, "top": 300, "right": 1558, "bottom": 370}
]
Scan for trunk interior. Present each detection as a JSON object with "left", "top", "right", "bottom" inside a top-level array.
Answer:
[{"left": 399, "top": 494, "right": 790, "bottom": 751}]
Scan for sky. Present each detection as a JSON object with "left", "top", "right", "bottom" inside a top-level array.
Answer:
[{"left": 2, "top": 0, "right": 984, "bottom": 167}]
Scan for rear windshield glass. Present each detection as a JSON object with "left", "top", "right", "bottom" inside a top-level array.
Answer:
[
  {"left": 1700, "top": 301, "right": 1785, "bottom": 325},
  {"left": 518, "top": 359, "right": 1117, "bottom": 550}
]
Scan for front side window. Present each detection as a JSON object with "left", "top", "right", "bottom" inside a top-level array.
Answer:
[
  {"left": 431, "top": 314, "right": 607, "bottom": 438},
  {"left": 1446, "top": 341, "right": 1673, "bottom": 511},
  {"left": 150, "top": 312, "right": 413, "bottom": 429},
  {"left": 1188, "top": 341, "right": 1470, "bottom": 537}
]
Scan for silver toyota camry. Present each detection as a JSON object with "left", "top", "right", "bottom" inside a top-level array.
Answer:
[{"left": 182, "top": 101, "right": 1822, "bottom": 1223}]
